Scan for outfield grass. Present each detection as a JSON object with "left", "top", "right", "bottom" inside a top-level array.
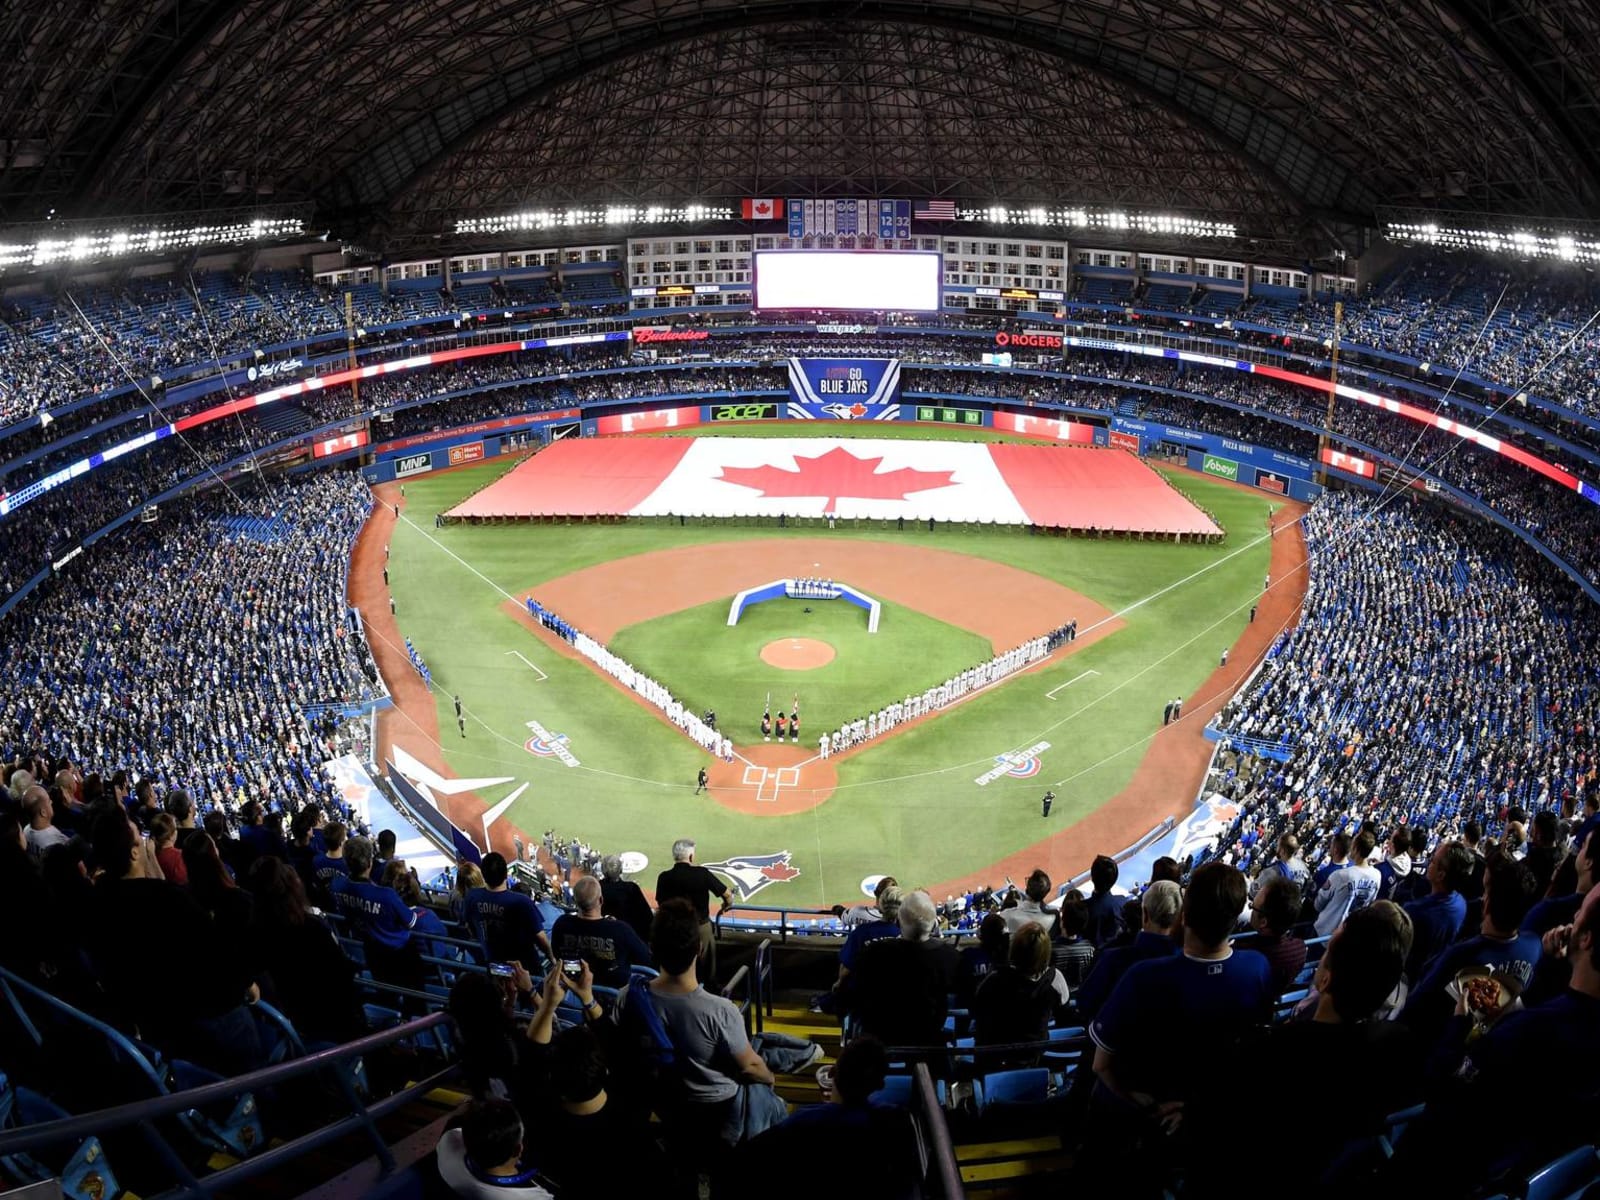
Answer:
[
  {"left": 386, "top": 435, "right": 1279, "bottom": 904},
  {"left": 609, "top": 596, "right": 992, "bottom": 739}
]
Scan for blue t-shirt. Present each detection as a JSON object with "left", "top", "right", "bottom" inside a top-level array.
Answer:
[
  {"left": 412, "top": 906, "right": 450, "bottom": 960},
  {"left": 329, "top": 873, "right": 417, "bottom": 950},
  {"left": 1410, "top": 931, "right": 1544, "bottom": 1014},
  {"left": 1402, "top": 890, "right": 1468, "bottom": 979},
  {"left": 1075, "top": 930, "right": 1180, "bottom": 1019},
  {"left": 466, "top": 887, "right": 547, "bottom": 967},
  {"left": 840, "top": 919, "right": 899, "bottom": 970},
  {"left": 312, "top": 852, "right": 349, "bottom": 888},
  {"left": 1524, "top": 892, "right": 1583, "bottom": 937},
  {"left": 1090, "top": 949, "right": 1274, "bottom": 1102}
]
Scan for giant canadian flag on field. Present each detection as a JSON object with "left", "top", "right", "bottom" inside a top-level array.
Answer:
[
  {"left": 632, "top": 437, "right": 1021, "bottom": 521},
  {"left": 447, "top": 436, "right": 1222, "bottom": 535}
]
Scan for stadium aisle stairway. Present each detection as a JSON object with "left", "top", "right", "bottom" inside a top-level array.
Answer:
[{"left": 764, "top": 993, "right": 1072, "bottom": 1195}]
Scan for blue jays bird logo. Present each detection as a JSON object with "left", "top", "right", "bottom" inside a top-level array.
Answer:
[
  {"left": 700, "top": 851, "right": 802, "bottom": 899},
  {"left": 820, "top": 402, "right": 869, "bottom": 421}
]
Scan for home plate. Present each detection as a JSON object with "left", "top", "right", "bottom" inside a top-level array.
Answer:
[{"left": 739, "top": 763, "right": 800, "bottom": 803}]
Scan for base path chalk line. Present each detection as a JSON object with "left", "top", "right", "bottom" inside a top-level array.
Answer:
[
  {"left": 504, "top": 650, "right": 550, "bottom": 681},
  {"left": 1045, "top": 670, "right": 1101, "bottom": 700}
]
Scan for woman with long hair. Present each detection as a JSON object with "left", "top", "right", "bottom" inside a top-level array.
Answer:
[{"left": 247, "top": 857, "right": 365, "bottom": 1044}]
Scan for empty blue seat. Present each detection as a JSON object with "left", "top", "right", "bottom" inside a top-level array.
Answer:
[
  {"left": 976, "top": 1068, "right": 1053, "bottom": 1113},
  {"left": 1525, "top": 1146, "right": 1600, "bottom": 1200}
]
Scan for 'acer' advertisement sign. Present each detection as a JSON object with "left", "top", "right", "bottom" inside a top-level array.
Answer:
[
  {"left": 633, "top": 327, "right": 711, "bottom": 345},
  {"left": 994, "top": 331, "right": 1062, "bottom": 349},
  {"left": 711, "top": 403, "right": 778, "bottom": 421}
]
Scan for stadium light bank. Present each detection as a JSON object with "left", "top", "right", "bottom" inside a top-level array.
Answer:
[{"left": 0, "top": 207, "right": 310, "bottom": 274}]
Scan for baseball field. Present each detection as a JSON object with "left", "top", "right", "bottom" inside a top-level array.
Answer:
[{"left": 360, "top": 423, "right": 1303, "bottom": 907}]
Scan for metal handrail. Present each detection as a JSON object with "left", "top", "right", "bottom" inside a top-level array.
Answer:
[
  {"left": 0, "top": 974, "right": 460, "bottom": 1198},
  {"left": 911, "top": 1063, "right": 966, "bottom": 1200},
  {"left": 720, "top": 965, "right": 754, "bottom": 1038},
  {"left": 752, "top": 937, "right": 773, "bottom": 1031}
]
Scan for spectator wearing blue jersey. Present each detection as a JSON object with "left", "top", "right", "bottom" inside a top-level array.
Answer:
[
  {"left": 1311, "top": 830, "right": 1351, "bottom": 891},
  {"left": 1249, "top": 832, "right": 1309, "bottom": 896},
  {"left": 1403, "top": 854, "right": 1542, "bottom": 1034},
  {"left": 1391, "top": 884, "right": 1600, "bottom": 1196},
  {"left": 467, "top": 852, "right": 552, "bottom": 971},
  {"left": 385, "top": 860, "right": 451, "bottom": 960},
  {"left": 330, "top": 835, "right": 423, "bottom": 989},
  {"left": 1401, "top": 841, "right": 1473, "bottom": 981},
  {"left": 1076, "top": 880, "right": 1181, "bottom": 1020},
  {"left": 549, "top": 875, "right": 653, "bottom": 990},
  {"left": 1196, "top": 905, "right": 1416, "bottom": 1198},
  {"left": 1374, "top": 827, "right": 1413, "bottom": 901},
  {"left": 1526, "top": 830, "right": 1598, "bottom": 938},
  {"left": 310, "top": 822, "right": 349, "bottom": 901},
  {"left": 1389, "top": 827, "right": 1434, "bottom": 904},
  {"left": 1084, "top": 855, "right": 1123, "bottom": 948},
  {"left": 1089, "top": 863, "right": 1272, "bottom": 1143},
  {"left": 1313, "top": 830, "right": 1380, "bottom": 937}
]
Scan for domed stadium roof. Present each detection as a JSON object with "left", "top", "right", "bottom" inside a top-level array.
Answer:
[{"left": 3, "top": 0, "right": 1598, "bottom": 250}]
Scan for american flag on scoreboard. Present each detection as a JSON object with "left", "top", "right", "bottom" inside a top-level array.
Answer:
[{"left": 912, "top": 199, "right": 958, "bottom": 221}]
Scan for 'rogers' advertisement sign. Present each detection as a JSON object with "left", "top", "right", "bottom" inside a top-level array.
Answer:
[
  {"left": 633, "top": 327, "right": 711, "bottom": 345},
  {"left": 994, "top": 331, "right": 1063, "bottom": 349}
]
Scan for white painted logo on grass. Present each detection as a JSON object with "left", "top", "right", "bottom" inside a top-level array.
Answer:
[{"left": 975, "top": 741, "right": 1051, "bottom": 787}]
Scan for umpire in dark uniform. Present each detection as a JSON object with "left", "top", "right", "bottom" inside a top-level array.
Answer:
[
  {"left": 1041, "top": 790, "right": 1055, "bottom": 818},
  {"left": 695, "top": 767, "right": 709, "bottom": 794},
  {"left": 656, "top": 838, "right": 732, "bottom": 984}
]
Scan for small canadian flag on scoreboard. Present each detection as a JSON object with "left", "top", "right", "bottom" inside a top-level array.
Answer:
[{"left": 741, "top": 198, "right": 784, "bottom": 220}]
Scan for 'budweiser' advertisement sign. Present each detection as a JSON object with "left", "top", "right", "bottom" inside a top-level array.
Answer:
[{"left": 633, "top": 327, "right": 711, "bottom": 345}]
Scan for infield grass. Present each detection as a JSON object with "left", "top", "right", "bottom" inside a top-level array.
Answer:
[
  {"left": 385, "top": 433, "right": 1279, "bottom": 905},
  {"left": 609, "top": 596, "right": 992, "bottom": 740}
]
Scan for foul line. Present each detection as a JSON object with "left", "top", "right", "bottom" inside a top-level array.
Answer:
[
  {"left": 504, "top": 650, "right": 550, "bottom": 680},
  {"left": 1046, "top": 669, "right": 1100, "bottom": 700}
]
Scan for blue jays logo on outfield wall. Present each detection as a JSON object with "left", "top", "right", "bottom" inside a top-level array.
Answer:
[{"left": 786, "top": 358, "right": 902, "bottom": 420}]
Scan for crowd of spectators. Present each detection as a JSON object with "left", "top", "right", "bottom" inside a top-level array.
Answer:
[
  {"left": 0, "top": 472, "right": 379, "bottom": 807},
  {"left": 1209, "top": 490, "right": 1600, "bottom": 876},
  {"left": 1, "top": 471, "right": 1598, "bottom": 1197},
  {"left": 0, "top": 269, "right": 619, "bottom": 429}
]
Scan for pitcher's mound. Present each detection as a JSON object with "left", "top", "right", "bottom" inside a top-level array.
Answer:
[{"left": 760, "top": 638, "right": 836, "bottom": 670}]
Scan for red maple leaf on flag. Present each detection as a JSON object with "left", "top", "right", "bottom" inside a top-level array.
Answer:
[
  {"left": 754, "top": 200, "right": 771, "bottom": 216},
  {"left": 760, "top": 861, "right": 801, "bottom": 882},
  {"left": 717, "top": 446, "right": 956, "bottom": 513}
]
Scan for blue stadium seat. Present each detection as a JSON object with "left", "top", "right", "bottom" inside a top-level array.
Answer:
[
  {"left": 1525, "top": 1146, "right": 1600, "bottom": 1200},
  {"left": 975, "top": 1068, "right": 1054, "bottom": 1114}
]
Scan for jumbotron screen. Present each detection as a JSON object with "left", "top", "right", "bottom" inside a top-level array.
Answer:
[{"left": 752, "top": 250, "right": 942, "bottom": 312}]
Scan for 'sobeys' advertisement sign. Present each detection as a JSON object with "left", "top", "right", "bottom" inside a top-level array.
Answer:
[
  {"left": 1202, "top": 454, "right": 1239, "bottom": 481},
  {"left": 711, "top": 402, "right": 778, "bottom": 421},
  {"left": 394, "top": 453, "right": 433, "bottom": 479}
]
